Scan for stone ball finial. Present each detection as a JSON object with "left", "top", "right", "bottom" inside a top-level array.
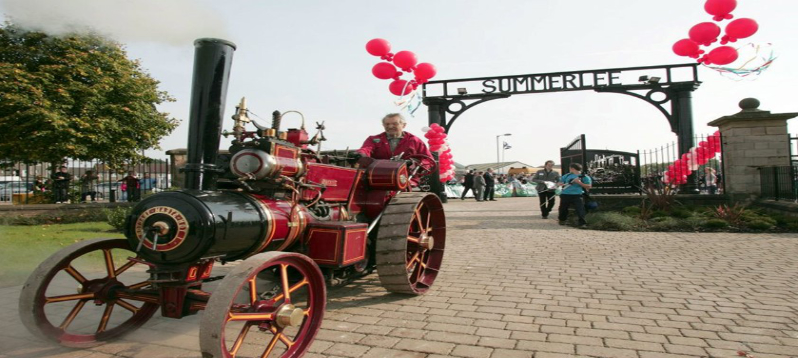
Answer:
[{"left": 739, "top": 98, "right": 760, "bottom": 111}]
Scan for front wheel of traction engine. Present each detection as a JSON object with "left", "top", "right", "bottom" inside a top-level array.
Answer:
[
  {"left": 199, "top": 252, "right": 326, "bottom": 358},
  {"left": 18, "top": 238, "right": 159, "bottom": 347},
  {"left": 376, "top": 192, "right": 446, "bottom": 295}
]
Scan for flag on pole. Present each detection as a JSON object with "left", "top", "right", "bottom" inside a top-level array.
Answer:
[{"left": 503, "top": 141, "right": 511, "bottom": 150}]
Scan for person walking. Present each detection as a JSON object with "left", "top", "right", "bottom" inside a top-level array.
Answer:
[
  {"left": 704, "top": 167, "right": 718, "bottom": 194},
  {"left": 51, "top": 166, "right": 72, "bottom": 203},
  {"left": 120, "top": 171, "right": 141, "bottom": 202},
  {"left": 474, "top": 171, "right": 486, "bottom": 202},
  {"left": 532, "top": 160, "right": 560, "bottom": 219},
  {"left": 460, "top": 169, "right": 475, "bottom": 200},
  {"left": 557, "top": 163, "right": 592, "bottom": 227},
  {"left": 140, "top": 173, "right": 157, "bottom": 194},
  {"left": 80, "top": 170, "right": 99, "bottom": 202},
  {"left": 483, "top": 168, "right": 496, "bottom": 201}
]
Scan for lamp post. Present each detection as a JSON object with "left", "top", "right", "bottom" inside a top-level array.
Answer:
[{"left": 496, "top": 133, "right": 511, "bottom": 173}]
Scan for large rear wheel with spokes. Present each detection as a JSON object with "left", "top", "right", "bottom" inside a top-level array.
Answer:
[
  {"left": 375, "top": 192, "right": 446, "bottom": 295},
  {"left": 18, "top": 238, "right": 159, "bottom": 347},
  {"left": 199, "top": 252, "right": 326, "bottom": 358}
]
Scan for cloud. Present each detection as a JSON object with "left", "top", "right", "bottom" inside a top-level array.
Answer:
[{"left": 2, "top": 0, "right": 228, "bottom": 44}]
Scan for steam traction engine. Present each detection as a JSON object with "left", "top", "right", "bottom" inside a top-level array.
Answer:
[{"left": 18, "top": 39, "right": 446, "bottom": 358}]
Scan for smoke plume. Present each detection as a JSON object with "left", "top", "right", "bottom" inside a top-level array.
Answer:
[{"left": 1, "top": 0, "right": 229, "bottom": 44}]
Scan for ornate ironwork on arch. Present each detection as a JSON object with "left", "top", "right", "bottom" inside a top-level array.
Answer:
[{"left": 420, "top": 63, "right": 703, "bottom": 198}]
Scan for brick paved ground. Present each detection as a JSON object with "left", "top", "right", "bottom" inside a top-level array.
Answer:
[{"left": 0, "top": 197, "right": 796, "bottom": 358}]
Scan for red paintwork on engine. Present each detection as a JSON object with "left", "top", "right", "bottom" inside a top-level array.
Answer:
[
  {"left": 286, "top": 128, "right": 309, "bottom": 149},
  {"left": 303, "top": 163, "right": 359, "bottom": 202},
  {"left": 245, "top": 195, "right": 311, "bottom": 256}
]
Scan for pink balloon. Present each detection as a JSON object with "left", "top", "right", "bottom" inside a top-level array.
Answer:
[
  {"left": 371, "top": 62, "right": 397, "bottom": 80},
  {"left": 414, "top": 62, "right": 437, "bottom": 80},
  {"left": 689, "top": 22, "right": 721, "bottom": 46},
  {"left": 673, "top": 39, "right": 704, "bottom": 59},
  {"left": 722, "top": 18, "right": 758, "bottom": 44},
  {"left": 705, "top": 0, "right": 736, "bottom": 22},
  {"left": 389, "top": 79, "right": 413, "bottom": 96},
  {"left": 706, "top": 46, "right": 738, "bottom": 65},
  {"left": 393, "top": 51, "right": 418, "bottom": 70},
  {"left": 366, "top": 38, "right": 391, "bottom": 56}
]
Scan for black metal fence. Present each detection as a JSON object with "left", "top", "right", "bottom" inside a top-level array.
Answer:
[
  {"left": 759, "top": 166, "right": 798, "bottom": 201},
  {"left": 0, "top": 158, "right": 171, "bottom": 204},
  {"left": 638, "top": 133, "right": 724, "bottom": 194}
]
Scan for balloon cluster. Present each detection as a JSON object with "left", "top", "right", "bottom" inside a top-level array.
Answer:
[
  {"left": 422, "top": 124, "right": 454, "bottom": 182},
  {"left": 672, "top": 0, "right": 759, "bottom": 66},
  {"left": 366, "top": 38, "right": 437, "bottom": 97},
  {"left": 662, "top": 131, "right": 722, "bottom": 185}
]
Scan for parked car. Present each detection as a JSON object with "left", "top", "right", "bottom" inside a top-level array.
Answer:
[{"left": 0, "top": 182, "right": 33, "bottom": 201}]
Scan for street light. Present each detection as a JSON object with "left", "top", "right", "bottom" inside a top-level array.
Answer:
[{"left": 496, "top": 133, "right": 512, "bottom": 173}]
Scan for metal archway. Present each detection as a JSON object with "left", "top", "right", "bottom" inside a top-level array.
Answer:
[{"left": 421, "top": 63, "right": 702, "bottom": 199}]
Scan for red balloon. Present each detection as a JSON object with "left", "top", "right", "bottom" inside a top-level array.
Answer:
[
  {"left": 705, "top": 0, "right": 736, "bottom": 21},
  {"left": 706, "top": 46, "right": 738, "bottom": 65},
  {"left": 722, "top": 18, "right": 758, "bottom": 44},
  {"left": 698, "top": 140, "right": 709, "bottom": 149},
  {"left": 371, "top": 62, "right": 397, "bottom": 80},
  {"left": 689, "top": 22, "right": 721, "bottom": 46},
  {"left": 414, "top": 62, "right": 437, "bottom": 80},
  {"left": 393, "top": 51, "right": 418, "bottom": 70},
  {"left": 389, "top": 79, "right": 413, "bottom": 96},
  {"left": 366, "top": 38, "right": 391, "bottom": 57},
  {"left": 673, "top": 39, "right": 703, "bottom": 59}
]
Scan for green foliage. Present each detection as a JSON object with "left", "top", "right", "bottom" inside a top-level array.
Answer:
[
  {"left": 703, "top": 219, "right": 729, "bottom": 229},
  {"left": 0, "top": 23, "right": 178, "bottom": 167},
  {"left": 651, "top": 210, "right": 669, "bottom": 218},
  {"left": 770, "top": 213, "right": 798, "bottom": 230},
  {"left": 684, "top": 215, "right": 708, "bottom": 229},
  {"left": 621, "top": 206, "right": 641, "bottom": 216},
  {"left": 104, "top": 206, "right": 131, "bottom": 231},
  {"left": 670, "top": 207, "right": 693, "bottom": 219},
  {"left": 744, "top": 220, "right": 774, "bottom": 231},
  {"left": 641, "top": 183, "right": 680, "bottom": 217},
  {"left": 648, "top": 217, "right": 689, "bottom": 231},
  {"left": 585, "top": 212, "right": 644, "bottom": 231},
  {"left": 0, "top": 208, "right": 108, "bottom": 225},
  {"left": 711, "top": 203, "right": 747, "bottom": 226},
  {"left": 0, "top": 222, "right": 119, "bottom": 287}
]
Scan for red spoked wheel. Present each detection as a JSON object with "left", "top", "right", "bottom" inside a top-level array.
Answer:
[
  {"left": 18, "top": 238, "right": 159, "bottom": 347},
  {"left": 405, "top": 153, "right": 435, "bottom": 178},
  {"left": 376, "top": 192, "right": 446, "bottom": 295},
  {"left": 199, "top": 252, "right": 326, "bottom": 358}
]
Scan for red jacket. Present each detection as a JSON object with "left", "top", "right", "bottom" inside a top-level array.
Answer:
[{"left": 357, "top": 131, "right": 434, "bottom": 169}]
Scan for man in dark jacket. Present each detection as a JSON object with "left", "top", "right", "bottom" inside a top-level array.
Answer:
[
  {"left": 483, "top": 168, "right": 496, "bottom": 201},
  {"left": 532, "top": 160, "right": 560, "bottom": 219},
  {"left": 51, "top": 166, "right": 72, "bottom": 203},
  {"left": 460, "top": 169, "right": 475, "bottom": 200}
]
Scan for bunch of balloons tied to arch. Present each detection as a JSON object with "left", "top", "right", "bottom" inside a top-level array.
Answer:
[
  {"left": 663, "top": 131, "right": 722, "bottom": 185},
  {"left": 672, "top": 0, "right": 759, "bottom": 66},
  {"left": 366, "top": 38, "right": 437, "bottom": 96},
  {"left": 422, "top": 124, "right": 455, "bottom": 182}
]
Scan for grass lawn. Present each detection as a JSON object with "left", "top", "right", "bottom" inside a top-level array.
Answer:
[{"left": 0, "top": 222, "right": 124, "bottom": 288}]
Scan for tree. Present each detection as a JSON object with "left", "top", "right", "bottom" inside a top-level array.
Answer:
[{"left": 0, "top": 23, "right": 178, "bottom": 168}]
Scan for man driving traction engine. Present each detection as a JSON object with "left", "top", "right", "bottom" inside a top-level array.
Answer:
[{"left": 354, "top": 113, "right": 434, "bottom": 187}]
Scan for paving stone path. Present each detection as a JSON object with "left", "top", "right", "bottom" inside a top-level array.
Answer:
[{"left": 0, "top": 198, "right": 796, "bottom": 357}]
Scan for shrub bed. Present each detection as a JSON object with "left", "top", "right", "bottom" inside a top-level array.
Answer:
[{"left": 580, "top": 205, "right": 796, "bottom": 232}]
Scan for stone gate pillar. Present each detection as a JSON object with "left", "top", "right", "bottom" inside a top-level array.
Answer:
[
  {"left": 166, "top": 148, "right": 187, "bottom": 189},
  {"left": 707, "top": 98, "right": 797, "bottom": 201}
]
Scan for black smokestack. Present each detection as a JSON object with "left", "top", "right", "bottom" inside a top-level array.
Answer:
[{"left": 183, "top": 38, "right": 236, "bottom": 190}]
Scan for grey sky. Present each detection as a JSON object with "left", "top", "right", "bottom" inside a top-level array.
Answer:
[{"left": 2, "top": 0, "right": 797, "bottom": 166}]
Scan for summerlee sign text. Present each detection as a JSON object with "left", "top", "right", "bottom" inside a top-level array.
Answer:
[{"left": 482, "top": 71, "right": 622, "bottom": 94}]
